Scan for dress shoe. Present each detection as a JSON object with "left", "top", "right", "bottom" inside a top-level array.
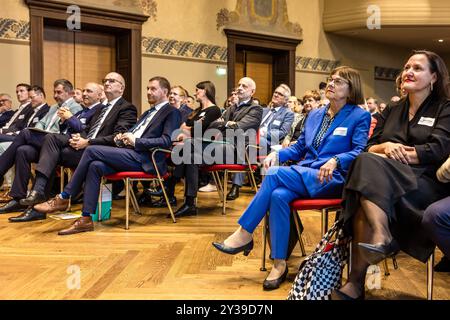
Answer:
[
  {"left": 20, "top": 190, "right": 46, "bottom": 206},
  {"left": 173, "top": 203, "right": 198, "bottom": 218},
  {"left": 33, "top": 196, "right": 70, "bottom": 214},
  {"left": 226, "top": 184, "right": 240, "bottom": 201},
  {"left": 0, "top": 199, "right": 27, "bottom": 214},
  {"left": 434, "top": 256, "right": 450, "bottom": 272},
  {"left": 58, "top": 216, "right": 94, "bottom": 235},
  {"left": 9, "top": 208, "right": 46, "bottom": 222},
  {"left": 358, "top": 239, "right": 400, "bottom": 265},
  {"left": 212, "top": 239, "right": 254, "bottom": 256},
  {"left": 0, "top": 190, "right": 12, "bottom": 204},
  {"left": 263, "top": 266, "right": 288, "bottom": 291},
  {"left": 152, "top": 196, "right": 177, "bottom": 208},
  {"left": 330, "top": 288, "right": 365, "bottom": 300}
]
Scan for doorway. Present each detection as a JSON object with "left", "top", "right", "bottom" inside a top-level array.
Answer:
[{"left": 43, "top": 26, "right": 116, "bottom": 104}]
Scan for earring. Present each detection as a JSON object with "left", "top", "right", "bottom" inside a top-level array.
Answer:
[{"left": 431, "top": 82, "right": 434, "bottom": 91}]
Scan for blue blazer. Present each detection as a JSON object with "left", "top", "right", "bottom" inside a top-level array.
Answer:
[
  {"left": 133, "top": 103, "right": 181, "bottom": 174},
  {"left": 60, "top": 102, "right": 103, "bottom": 135},
  {"left": 261, "top": 106, "right": 295, "bottom": 143},
  {"left": 0, "top": 110, "right": 15, "bottom": 128},
  {"left": 278, "top": 104, "right": 371, "bottom": 197}
]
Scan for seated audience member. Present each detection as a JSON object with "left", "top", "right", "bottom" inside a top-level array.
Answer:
[
  {"left": 0, "top": 83, "right": 33, "bottom": 140},
  {"left": 212, "top": 66, "right": 371, "bottom": 290},
  {"left": 335, "top": 50, "right": 450, "bottom": 300},
  {"left": 33, "top": 76, "right": 181, "bottom": 235},
  {"left": 227, "top": 84, "right": 294, "bottom": 201},
  {"left": 318, "top": 81, "right": 330, "bottom": 107},
  {"left": 169, "top": 85, "right": 192, "bottom": 123},
  {"left": 0, "top": 94, "right": 15, "bottom": 128},
  {"left": 422, "top": 155, "right": 450, "bottom": 272},
  {"left": 186, "top": 95, "right": 197, "bottom": 111},
  {"left": 74, "top": 88, "right": 84, "bottom": 105},
  {"left": 14, "top": 83, "right": 104, "bottom": 209},
  {"left": 282, "top": 90, "right": 321, "bottom": 148},
  {"left": 173, "top": 77, "right": 262, "bottom": 217},
  {"left": 379, "top": 102, "right": 387, "bottom": 113},
  {"left": 0, "top": 80, "right": 82, "bottom": 214},
  {"left": 366, "top": 97, "right": 380, "bottom": 117},
  {"left": 145, "top": 81, "right": 222, "bottom": 208}
]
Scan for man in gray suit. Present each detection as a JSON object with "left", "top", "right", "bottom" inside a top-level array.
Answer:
[
  {"left": 0, "top": 79, "right": 82, "bottom": 213},
  {"left": 228, "top": 84, "right": 295, "bottom": 200}
]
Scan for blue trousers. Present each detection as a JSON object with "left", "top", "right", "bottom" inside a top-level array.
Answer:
[
  {"left": 422, "top": 196, "right": 450, "bottom": 257},
  {"left": 64, "top": 145, "right": 145, "bottom": 215},
  {"left": 238, "top": 166, "right": 311, "bottom": 259}
]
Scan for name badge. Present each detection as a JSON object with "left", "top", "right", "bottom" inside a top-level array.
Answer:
[
  {"left": 418, "top": 117, "right": 435, "bottom": 127},
  {"left": 80, "top": 118, "right": 86, "bottom": 124},
  {"left": 272, "top": 120, "right": 281, "bottom": 126},
  {"left": 33, "top": 117, "right": 39, "bottom": 123},
  {"left": 199, "top": 112, "right": 206, "bottom": 118},
  {"left": 333, "top": 127, "right": 348, "bottom": 136},
  {"left": 18, "top": 115, "right": 25, "bottom": 119}
]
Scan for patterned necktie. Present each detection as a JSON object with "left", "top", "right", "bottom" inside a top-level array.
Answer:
[
  {"left": 87, "top": 103, "right": 111, "bottom": 139},
  {"left": 131, "top": 108, "right": 157, "bottom": 137},
  {"left": 262, "top": 108, "right": 277, "bottom": 127}
]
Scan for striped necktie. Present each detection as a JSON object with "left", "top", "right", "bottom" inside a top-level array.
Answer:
[{"left": 87, "top": 103, "right": 111, "bottom": 139}]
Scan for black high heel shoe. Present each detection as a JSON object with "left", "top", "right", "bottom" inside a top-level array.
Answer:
[
  {"left": 263, "top": 266, "right": 288, "bottom": 291},
  {"left": 330, "top": 287, "right": 365, "bottom": 300},
  {"left": 212, "top": 239, "right": 254, "bottom": 256},
  {"left": 358, "top": 239, "right": 400, "bottom": 265}
]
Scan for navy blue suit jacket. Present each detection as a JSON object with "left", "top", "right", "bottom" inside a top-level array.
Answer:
[
  {"left": 60, "top": 103, "right": 103, "bottom": 135},
  {"left": 133, "top": 103, "right": 181, "bottom": 173},
  {"left": 278, "top": 104, "right": 371, "bottom": 197},
  {"left": 0, "top": 110, "right": 15, "bottom": 128}
]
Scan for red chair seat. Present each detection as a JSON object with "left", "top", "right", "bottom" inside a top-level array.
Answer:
[
  {"left": 105, "top": 171, "right": 170, "bottom": 180},
  {"left": 202, "top": 164, "right": 258, "bottom": 172},
  {"left": 290, "top": 198, "right": 342, "bottom": 210}
]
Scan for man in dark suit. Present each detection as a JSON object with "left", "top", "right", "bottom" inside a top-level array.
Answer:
[
  {"left": 174, "top": 77, "right": 263, "bottom": 217},
  {"left": 13, "top": 76, "right": 138, "bottom": 212},
  {"left": 0, "top": 80, "right": 82, "bottom": 214},
  {"left": 0, "top": 83, "right": 33, "bottom": 142},
  {"left": 0, "top": 94, "right": 15, "bottom": 128},
  {"left": 33, "top": 76, "right": 181, "bottom": 235}
]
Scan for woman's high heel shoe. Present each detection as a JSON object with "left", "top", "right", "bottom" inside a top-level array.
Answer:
[
  {"left": 358, "top": 239, "right": 400, "bottom": 265},
  {"left": 263, "top": 266, "right": 288, "bottom": 291},
  {"left": 212, "top": 239, "right": 254, "bottom": 256}
]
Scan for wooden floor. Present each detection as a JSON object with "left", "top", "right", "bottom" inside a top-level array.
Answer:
[{"left": 0, "top": 185, "right": 448, "bottom": 300}]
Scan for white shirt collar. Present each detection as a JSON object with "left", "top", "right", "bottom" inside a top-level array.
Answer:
[{"left": 106, "top": 96, "right": 122, "bottom": 108}]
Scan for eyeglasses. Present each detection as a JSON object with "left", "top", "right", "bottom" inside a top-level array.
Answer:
[
  {"left": 0, "top": 99, "right": 11, "bottom": 104},
  {"left": 102, "top": 78, "right": 123, "bottom": 85},
  {"left": 326, "top": 77, "right": 349, "bottom": 86},
  {"left": 273, "top": 91, "right": 286, "bottom": 97}
]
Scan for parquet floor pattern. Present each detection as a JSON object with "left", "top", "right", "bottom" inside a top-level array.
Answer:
[{"left": 0, "top": 186, "right": 448, "bottom": 300}]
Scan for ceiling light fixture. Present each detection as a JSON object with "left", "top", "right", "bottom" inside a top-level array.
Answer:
[{"left": 438, "top": 39, "right": 444, "bottom": 43}]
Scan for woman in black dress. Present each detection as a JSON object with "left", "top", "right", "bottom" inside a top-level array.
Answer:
[{"left": 333, "top": 50, "right": 450, "bottom": 300}]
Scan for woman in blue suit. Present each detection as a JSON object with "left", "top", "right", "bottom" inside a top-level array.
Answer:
[{"left": 212, "top": 66, "right": 371, "bottom": 290}]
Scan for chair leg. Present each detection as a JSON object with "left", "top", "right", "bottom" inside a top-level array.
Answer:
[
  {"left": 67, "top": 170, "right": 72, "bottom": 212},
  {"left": 222, "top": 170, "right": 228, "bottom": 215},
  {"left": 98, "top": 177, "right": 103, "bottom": 222},
  {"left": 382, "top": 259, "right": 390, "bottom": 276},
  {"left": 125, "top": 178, "right": 130, "bottom": 230},
  {"left": 212, "top": 171, "right": 223, "bottom": 201},
  {"left": 292, "top": 210, "right": 306, "bottom": 257},
  {"left": 427, "top": 252, "right": 434, "bottom": 300},
  {"left": 60, "top": 167, "right": 64, "bottom": 193},
  {"left": 321, "top": 208, "right": 329, "bottom": 235},
  {"left": 260, "top": 214, "right": 268, "bottom": 271},
  {"left": 248, "top": 170, "right": 258, "bottom": 193},
  {"left": 160, "top": 178, "right": 176, "bottom": 223},
  {"left": 347, "top": 241, "right": 352, "bottom": 279},
  {"left": 129, "top": 180, "right": 141, "bottom": 215}
]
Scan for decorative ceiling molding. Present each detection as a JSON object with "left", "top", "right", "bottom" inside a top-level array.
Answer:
[
  {"left": 217, "top": 0, "right": 302, "bottom": 40},
  {"left": 296, "top": 57, "right": 340, "bottom": 74}
]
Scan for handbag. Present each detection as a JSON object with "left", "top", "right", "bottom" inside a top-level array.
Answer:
[{"left": 287, "top": 220, "right": 349, "bottom": 300}]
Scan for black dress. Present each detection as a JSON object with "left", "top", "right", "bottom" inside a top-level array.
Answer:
[{"left": 341, "top": 95, "right": 450, "bottom": 262}]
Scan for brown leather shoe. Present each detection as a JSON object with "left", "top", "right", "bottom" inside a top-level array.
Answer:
[
  {"left": 33, "top": 196, "right": 69, "bottom": 213},
  {"left": 58, "top": 216, "right": 94, "bottom": 235},
  {"left": 0, "top": 190, "right": 12, "bottom": 204}
]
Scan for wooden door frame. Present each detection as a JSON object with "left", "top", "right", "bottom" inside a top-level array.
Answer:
[
  {"left": 26, "top": 0, "right": 148, "bottom": 111},
  {"left": 224, "top": 29, "right": 301, "bottom": 96}
]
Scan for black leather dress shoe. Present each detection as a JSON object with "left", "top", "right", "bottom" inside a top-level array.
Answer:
[
  {"left": 358, "top": 239, "right": 400, "bottom": 265},
  {"left": 0, "top": 199, "right": 27, "bottom": 214},
  {"left": 212, "top": 239, "right": 254, "bottom": 256},
  {"left": 147, "top": 187, "right": 165, "bottom": 197},
  {"left": 9, "top": 208, "right": 46, "bottom": 222},
  {"left": 226, "top": 184, "right": 240, "bottom": 201},
  {"left": 173, "top": 204, "right": 198, "bottom": 218},
  {"left": 20, "top": 190, "right": 46, "bottom": 206},
  {"left": 263, "top": 266, "right": 288, "bottom": 291},
  {"left": 153, "top": 196, "right": 177, "bottom": 208},
  {"left": 330, "top": 288, "right": 365, "bottom": 300}
]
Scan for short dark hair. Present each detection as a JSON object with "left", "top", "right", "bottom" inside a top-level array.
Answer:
[
  {"left": 319, "top": 82, "right": 327, "bottom": 90},
  {"left": 30, "top": 85, "right": 46, "bottom": 98},
  {"left": 53, "top": 79, "right": 74, "bottom": 93},
  {"left": 16, "top": 83, "right": 31, "bottom": 90},
  {"left": 150, "top": 76, "right": 171, "bottom": 96}
]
